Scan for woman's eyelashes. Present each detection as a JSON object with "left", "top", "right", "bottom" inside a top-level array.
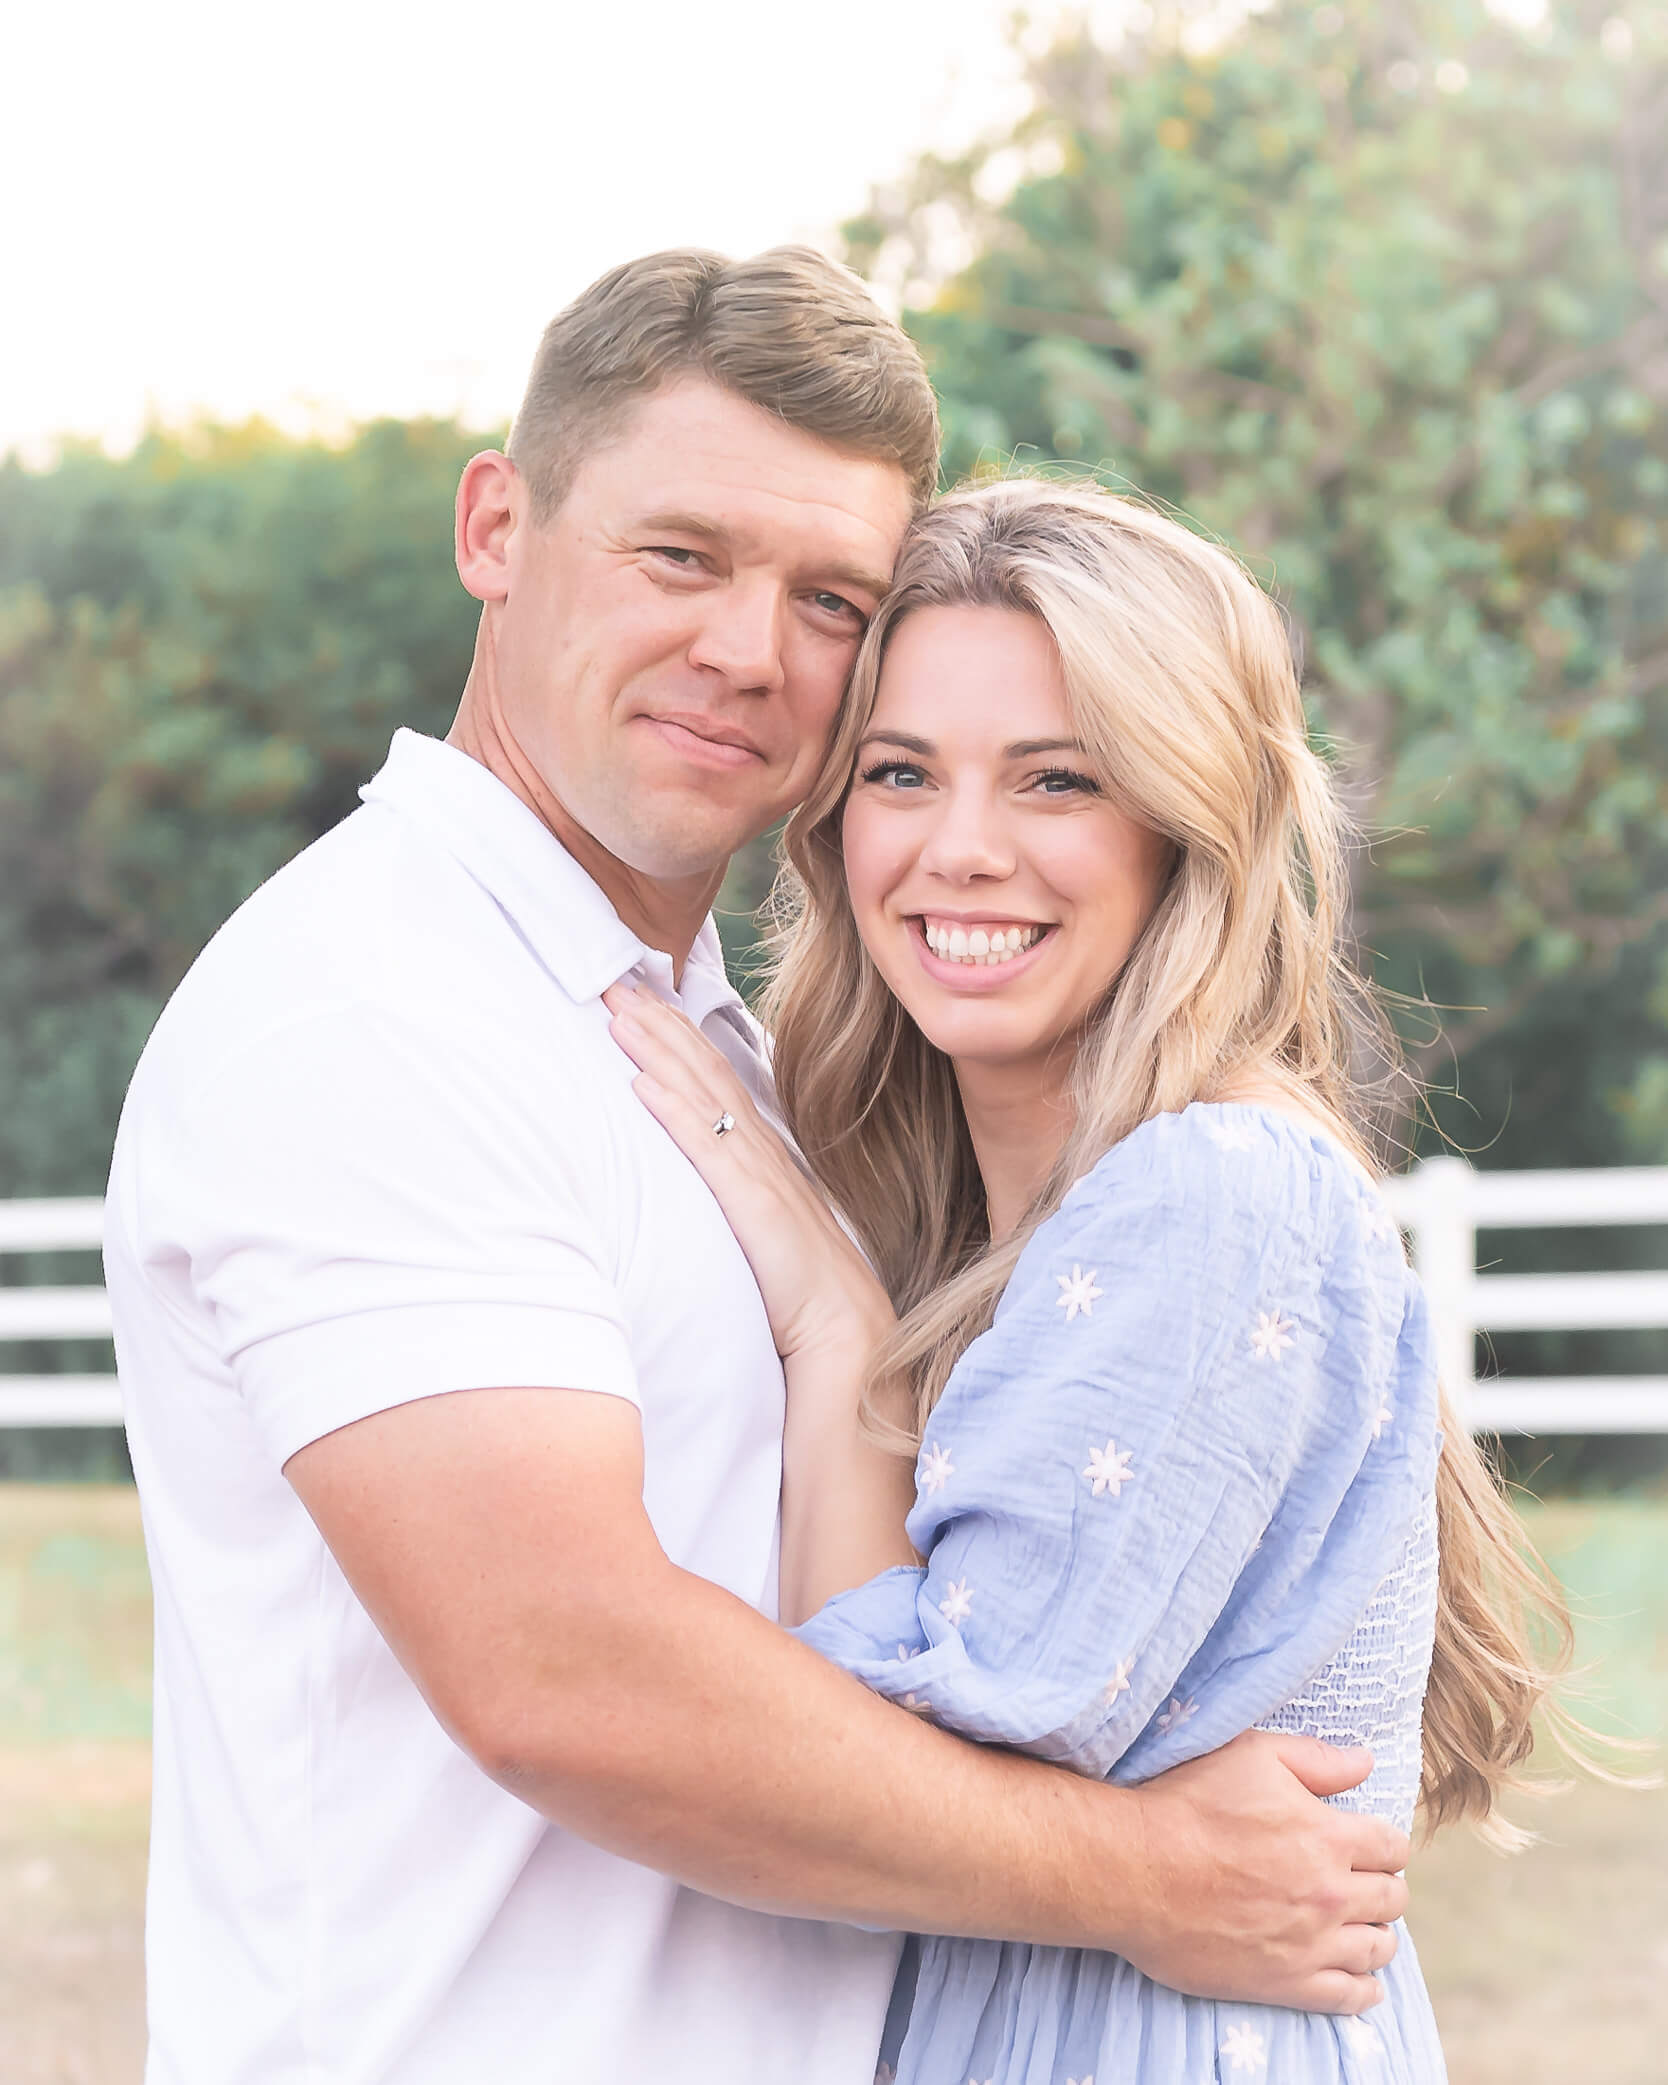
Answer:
[
  {"left": 856, "top": 759, "right": 1104, "bottom": 797},
  {"left": 858, "top": 757, "right": 928, "bottom": 789},
  {"left": 1031, "top": 764, "right": 1103, "bottom": 797}
]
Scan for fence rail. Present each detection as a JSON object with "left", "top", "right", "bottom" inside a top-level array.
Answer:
[
  {"left": 1381, "top": 1157, "right": 1668, "bottom": 1433},
  {"left": 3, "top": 1163, "right": 1667, "bottom": 1433}
]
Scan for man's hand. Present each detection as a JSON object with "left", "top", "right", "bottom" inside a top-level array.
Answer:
[
  {"left": 288, "top": 1390, "right": 1407, "bottom": 2015},
  {"left": 1114, "top": 1730, "right": 1408, "bottom": 2013}
]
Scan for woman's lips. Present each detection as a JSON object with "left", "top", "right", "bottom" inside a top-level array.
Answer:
[{"left": 909, "top": 916, "right": 1055, "bottom": 987}]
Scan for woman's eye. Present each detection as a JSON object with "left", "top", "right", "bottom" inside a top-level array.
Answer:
[
  {"left": 859, "top": 759, "right": 927, "bottom": 789},
  {"left": 1032, "top": 766, "right": 1102, "bottom": 797}
]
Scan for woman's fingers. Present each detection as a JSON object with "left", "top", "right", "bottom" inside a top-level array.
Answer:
[{"left": 604, "top": 984, "right": 750, "bottom": 1125}]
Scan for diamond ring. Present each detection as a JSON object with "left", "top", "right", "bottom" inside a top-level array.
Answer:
[{"left": 712, "top": 1111, "right": 736, "bottom": 1138}]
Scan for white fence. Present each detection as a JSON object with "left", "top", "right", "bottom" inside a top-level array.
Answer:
[
  {"left": 0, "top": 1198, "right": 118, "bottom": 1426},
  {"left": 1382, "top": 1158, "right": 1668, "bottom": 1435},
  {"left": 2, "top": 1166, "right": 1667, "bottom": 1433}
]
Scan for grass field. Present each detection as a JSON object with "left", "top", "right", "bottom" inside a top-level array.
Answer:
[{"left": 1, "top": 1486, "right": 1664, "bottom": 2084}]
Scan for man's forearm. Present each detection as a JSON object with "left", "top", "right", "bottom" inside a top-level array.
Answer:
[
  {"left": 466, "top": 1556, "right": 1133, "bottom": 1943},
  {"left": 293, "top": 1387, "right": 1405, "bottom": 2014}
]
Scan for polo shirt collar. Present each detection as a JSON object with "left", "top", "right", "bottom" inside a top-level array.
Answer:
[{"left": 360, "top": 730, "right": 753, "bottom": 1033}]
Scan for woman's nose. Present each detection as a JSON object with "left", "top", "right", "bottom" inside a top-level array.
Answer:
[{"left": 916, "top": 791, "right": 1015, "bottom": 883}]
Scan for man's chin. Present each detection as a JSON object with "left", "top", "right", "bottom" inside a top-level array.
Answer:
[{"left": 602, "top": 812, "right": 764, "bottom": 887}]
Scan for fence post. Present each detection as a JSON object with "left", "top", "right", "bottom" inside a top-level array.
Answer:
[{"left": 1407, "top": 1154, "right": 1477, "bottom": 1425}]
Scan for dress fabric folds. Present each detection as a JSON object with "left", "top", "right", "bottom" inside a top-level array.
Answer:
[{"left": 794, "top": 1103, "right": 1448, "bottom": 2085}]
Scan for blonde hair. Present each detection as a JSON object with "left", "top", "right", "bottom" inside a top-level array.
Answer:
[
  {"left": 507, "top": 246, "right": 940, "bottom": 521},
  {"left": 765, "top": 475, "right": 1578, "bottom": 1844}
]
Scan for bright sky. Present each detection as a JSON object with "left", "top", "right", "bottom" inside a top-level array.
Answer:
[{"left": 5, "top": 0, "right": 1136, "bottom": 460}]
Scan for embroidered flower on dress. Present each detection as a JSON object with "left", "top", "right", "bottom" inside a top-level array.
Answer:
[
  {"left": 1365, "top": 1197, "right": 1402, "bottom": 1248},
  {"left": 1082, "top": 1440, "right": 1135, "bottom": 1499},
  {"left": 1055, "top": 1265, "right": 1104, "bottom": 1321},
  {"left": 1220, "top": 2022, "right": 1267, "bottom": 2071},
  {"left": 1249, "top": 1310, "right": 1297, "bottom": 1361},
  {"left": 1105, "top": 1656, "right": 1136, "bottom": 1702},
  {"left": 1155, "top": 1695, "right": 1198, "bottom": 1736},
  {"left": 1371, "top": 1398, "right": 1394, "bottom": 1441},
  {"left": 894, "top": 1643, "right": 918, "bottom": 1663},
  {"left": 1340, "top": 2014, "right": 1383, "bottom": 2061},
  {"left": 938, "top": 1579, "right": 973, "bottom": 1627},
  {"left": 919, "top": 1442, "right": 955, "bottom": 1494},
  {"left": 1202, "top": 1113, "right": 1258, "bottom": 1153}
]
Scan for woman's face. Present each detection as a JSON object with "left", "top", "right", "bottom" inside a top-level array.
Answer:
[{"left": 840, "top": 604, "right": 1173, "bottom": 1083}]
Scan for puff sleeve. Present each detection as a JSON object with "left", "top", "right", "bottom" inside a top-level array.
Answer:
[{"left": 792, "top": 1108, "right": 1436, "bottom": 1783}]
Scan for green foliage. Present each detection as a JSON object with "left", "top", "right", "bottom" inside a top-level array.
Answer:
[
  {"left": 3, "top": 4, "right": 1668, "bottom": 1485},
  {"left": 845, "top": 0, "right": 1668, "bottom": 1168},
  {"left": 0, "top": 418, "right": 488, "bottom": 1198}
]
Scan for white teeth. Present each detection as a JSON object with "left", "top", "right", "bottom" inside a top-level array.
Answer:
[{"left": 922, "top": 921, "right": 1047, "bottom": 963}]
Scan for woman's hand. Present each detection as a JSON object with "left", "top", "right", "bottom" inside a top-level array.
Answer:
[{"left": 603, "top": 983, "right": 894, "bottom": 1362}]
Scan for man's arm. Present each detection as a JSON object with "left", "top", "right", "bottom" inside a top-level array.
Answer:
[{"left": 286, "top": 1382, "right": 1408, "bottom": 2014}]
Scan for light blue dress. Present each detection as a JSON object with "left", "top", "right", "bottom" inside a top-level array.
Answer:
[{"left": 794, "top": 1103, "right": 1447, "bottom": 2084}]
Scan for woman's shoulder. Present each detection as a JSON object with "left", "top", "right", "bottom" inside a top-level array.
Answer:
[{"left": 1046, "top": 1101, "right": 1400, "bottom": 1269}]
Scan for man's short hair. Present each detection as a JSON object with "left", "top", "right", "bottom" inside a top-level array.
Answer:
[{"left": 506, "top": 246, "right": 941, "bottom": 520}]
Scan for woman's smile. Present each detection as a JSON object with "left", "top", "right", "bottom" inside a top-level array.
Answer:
[
  {"left": 841, "top": 603, "right": 1172, "bottom": 1078},
  {"left": 910, "top": 915, "right": 1056, "bottom": 986}
]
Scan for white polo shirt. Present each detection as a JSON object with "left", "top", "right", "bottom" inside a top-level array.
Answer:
[{"left": 105, "top": 728, "right": 900, "bottom": 2085}]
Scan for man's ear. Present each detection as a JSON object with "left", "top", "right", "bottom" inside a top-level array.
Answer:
[{"left": 455, "top": 451, "right": 522, "bottom": 603}]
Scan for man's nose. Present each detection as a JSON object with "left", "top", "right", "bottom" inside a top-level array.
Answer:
[
  {"left": 917, "top": 789, "right": 1015, "bottom": 883},
  {"left": 688, "top": 580, "right": 786, "bottom": 694}
]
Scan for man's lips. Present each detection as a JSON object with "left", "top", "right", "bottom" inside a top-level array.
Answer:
[{"left": 638, "top": 714, "right": 767, "bottom": 771}]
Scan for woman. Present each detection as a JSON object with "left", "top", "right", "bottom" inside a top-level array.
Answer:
[{"left": 605, "top": 479, "right": 1563, "bottom": 2083}]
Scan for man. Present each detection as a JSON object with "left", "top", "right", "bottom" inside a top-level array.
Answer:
[{"left": 105, "top": 248, "right": 1409, "bottom": 2085}]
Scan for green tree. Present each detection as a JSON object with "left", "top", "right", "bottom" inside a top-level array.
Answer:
[
  {"left": 843, "top": 0, "right": 1668, "bottom": 1170},
  {"left": 0, "top": 418, "right": 488, "bottom": 1198}
]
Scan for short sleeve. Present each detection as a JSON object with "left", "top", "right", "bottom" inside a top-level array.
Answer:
[
  {"left": 792, "top": 1108, "right": 1432, "bottom": 1781},
  {"left": 139, "top": 1003, "right": 638, "bottom": 1468}
]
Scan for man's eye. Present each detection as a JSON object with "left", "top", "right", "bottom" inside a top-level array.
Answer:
[
  {"left": 648, "top": 546, "right": 703, "bottom": 568},
  {"left": 858, "top": 759, "right": 927, "bottom": 789},
  {"left": 811, "top": 590, "right": 864, "bottom": 623}
]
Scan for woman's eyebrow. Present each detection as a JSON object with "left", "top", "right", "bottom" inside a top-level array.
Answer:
[
  {"left": 857, "top": 729, "right": 936, "bottom": 754},
  {"left": 856, "top": 732, "right": 1094, "bottom": 760}
]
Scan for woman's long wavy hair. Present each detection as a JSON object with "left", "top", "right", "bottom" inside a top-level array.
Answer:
[{"left": 764, "top": 476, "right": 1582, "bottom": 1845}]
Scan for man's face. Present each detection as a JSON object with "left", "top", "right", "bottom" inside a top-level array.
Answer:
[{"left": 485, "top": 378, "right": 917, "bottom": 881}]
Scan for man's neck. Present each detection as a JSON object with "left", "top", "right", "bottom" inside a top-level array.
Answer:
[{"left": 446, "top": 694, "right": 722, "bottom": 986}]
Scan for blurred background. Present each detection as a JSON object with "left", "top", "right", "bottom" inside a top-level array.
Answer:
[{"left": 2, "top": 1, "right": 1665, "bottom": 2079}]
